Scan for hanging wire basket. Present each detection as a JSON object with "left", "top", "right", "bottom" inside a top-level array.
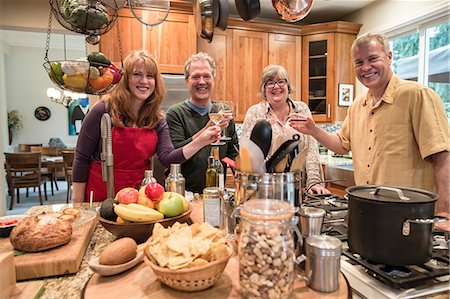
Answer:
[
  {"left": 49, "top": 0, "right": 120, "bottom": 37},
  {"left": 44, "top": 59, "right": 123, "bottom": 95},
  {"left": 43, "top": 6, "right": 124, "bottom": 95}
]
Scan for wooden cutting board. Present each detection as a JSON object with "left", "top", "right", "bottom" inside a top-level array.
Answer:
[
  {"left": 82, "top": 255, "right": 350, "bottom": 299},
  {"left": 0, "top": 217, "right": 97, "bottom": 281}
]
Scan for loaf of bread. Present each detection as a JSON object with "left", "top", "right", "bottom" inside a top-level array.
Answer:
[{"left": 9, "top": 216, "right": 72, "bottom": 252}]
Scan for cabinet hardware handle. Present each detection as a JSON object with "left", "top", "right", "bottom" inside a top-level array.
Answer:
[{"left": 327, "top": 104, "right": 330, "bottom": 118}]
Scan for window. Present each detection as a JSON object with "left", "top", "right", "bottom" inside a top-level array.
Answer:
[{"left": 389, "top": 20, "right": 450, "bottom": 123}]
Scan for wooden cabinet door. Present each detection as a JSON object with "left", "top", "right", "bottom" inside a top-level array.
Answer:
[
  {"left": 229, "top": 30, "right": 268, "bottom": 122},
  {"left": 268, "top": 33, "right": 302, "bottom": 101},
  {"left": 100, "top": 14, "right": 143, "bottom": 66},
  {"left": 198, "top": 29, "right": 232, "bottom": 105},
  {"left": 144, "top": 13, "right": 196, "bottom": 74},
  {"left": 301, "top": 33, "right": 335, "bottom": 122}
]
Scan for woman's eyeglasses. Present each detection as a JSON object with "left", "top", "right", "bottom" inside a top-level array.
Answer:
[{"left": 265, "top": 79, "right": 287, "bottom": 89}]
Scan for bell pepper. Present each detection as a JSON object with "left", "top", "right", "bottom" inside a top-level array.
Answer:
[{"left": 89, "top": 68, "right": 114, "bottom": 92}]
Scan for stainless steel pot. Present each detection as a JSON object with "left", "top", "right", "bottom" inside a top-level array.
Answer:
[
  {"left": 234, "top": 171, "right": 303, "bottom": 207},
  {"left": 346, "top": 185, "right": 447, "bottom": 265}
]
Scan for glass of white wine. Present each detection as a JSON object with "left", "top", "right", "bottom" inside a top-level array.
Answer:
[
  {"left": 209, "top": 102, "right": 226, "bottom": 146},
  {"left": 220, "top": 101, "right": 233, "bottom": 141}
]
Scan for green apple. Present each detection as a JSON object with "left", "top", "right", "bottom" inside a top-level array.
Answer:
[{"left": 156, "top": 192, "right": 185, "bottom": 217}]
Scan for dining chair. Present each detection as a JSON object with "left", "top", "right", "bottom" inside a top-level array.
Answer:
[
  {"left": 62, "top": 150, "right": 75, "bottom": 203},
  {"left": 30, "top": 146, "right": 60, "bottom": 195},
  {"left": 18, "top": 143, "right": 43, "bottom": 152},
  {"left": 4, "top": 152, "right": 48, "bottom": 210}
]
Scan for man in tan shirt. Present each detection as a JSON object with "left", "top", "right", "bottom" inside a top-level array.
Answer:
[{"left": 290, "top": 33, "right": 450, "bottom": 230}]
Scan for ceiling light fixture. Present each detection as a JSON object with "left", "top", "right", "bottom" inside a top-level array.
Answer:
[{"left": 47, "top": 87, "right": 87, "bottom": 108}]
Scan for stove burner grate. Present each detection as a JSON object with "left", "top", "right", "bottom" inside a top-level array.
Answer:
[
  {"left": 304, "top": 193, "right": 348, "bottom": 212},
  {"left": 343, "top": 249, "right": 450, "bottom": 289}
]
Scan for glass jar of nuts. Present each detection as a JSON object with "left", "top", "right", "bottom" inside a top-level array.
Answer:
[{"left": 237, "top": 199, "right": 299, "bottom": 299}]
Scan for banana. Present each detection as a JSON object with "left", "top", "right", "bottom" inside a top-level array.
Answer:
[
  {"left": 114, "top": 204, "right": 164, "bottom": 223},
  {"left": 120, "top": 203, "right": 156, "bottom": 212}
]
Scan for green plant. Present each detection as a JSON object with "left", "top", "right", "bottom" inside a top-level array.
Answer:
[{"left": 8, "top": 110, "right": 23, "bottom": 131}]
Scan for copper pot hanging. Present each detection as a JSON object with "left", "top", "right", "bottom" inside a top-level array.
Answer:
[{"left": 272, "top": 0, "right": 314, "bottom": 23}]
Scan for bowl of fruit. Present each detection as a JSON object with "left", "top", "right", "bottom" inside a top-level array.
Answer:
[
  {"left": 97, "top": 182, "right": 192, "bottom": 244},
  {"left": 44, "top": 51, "right": 122, "bottom": 95}
]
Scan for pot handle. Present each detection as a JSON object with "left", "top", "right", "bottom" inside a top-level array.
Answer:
[
  {"left": 370, "top": 186, "right": 410, "bottom": 201},
  {"left": 402, "top": 216, "right": 448, "bottom": 236}
]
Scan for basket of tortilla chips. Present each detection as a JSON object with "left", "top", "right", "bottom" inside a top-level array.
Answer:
[{"left": 141, "top": 222, "right": 232, "bottom": 292}]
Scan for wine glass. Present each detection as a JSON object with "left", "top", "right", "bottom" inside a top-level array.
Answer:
[
  {"left": 220, "top": 101, "right": 234, "bottom": 141},
  {"left": 209, "top": 102, "right": 226, "bottom": 146}
]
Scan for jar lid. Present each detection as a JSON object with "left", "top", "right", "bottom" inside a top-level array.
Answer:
[
  {"left": 203, "top": 187, "right": 220, "bottom": 197},
  {"left": 306, "top": 235, "right": 342, "bottom": 256},
  {"left": 240, "top": 199, "right": 296, "bottom": 221},
  {"left": 300, "top": 207, "right": 326, "bottom": 218}
]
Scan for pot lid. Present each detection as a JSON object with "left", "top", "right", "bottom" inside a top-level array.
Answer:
[
  {"left": 306, "top": 235, "right": 341, "bottom": 254},
  {"left": 300, "top": 207, "right": 325, "bottom": 218},
  {"left": 346, "top": 185, "right": 437, "bottom": 204}
]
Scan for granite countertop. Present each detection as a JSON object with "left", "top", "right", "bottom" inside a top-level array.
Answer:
[
  {"left": 319, "top": 154, "right": 353, "bottom": 167},
  {"left": 21, "top": 203, "right": 116, "bottom": 299}
]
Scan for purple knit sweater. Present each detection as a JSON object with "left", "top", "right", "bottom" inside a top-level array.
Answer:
[{"left": 72, "top": 101, "right": 185, "bottom": 182}]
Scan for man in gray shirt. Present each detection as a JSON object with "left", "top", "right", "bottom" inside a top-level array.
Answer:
[{"left": 166, "top": 53, "right": 239, "bottom": 193}]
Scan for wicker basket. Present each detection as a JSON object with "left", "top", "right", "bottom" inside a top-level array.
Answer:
[{"left": 144, "top": 247, "right": 232, "bottom": 292}]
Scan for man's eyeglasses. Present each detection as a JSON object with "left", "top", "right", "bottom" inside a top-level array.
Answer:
[
  {"left": 265, "top": 79, "right": 287, "bottom": 89},
  {"left": 190, "top": 74, "right": 213, "bottom": 82}
]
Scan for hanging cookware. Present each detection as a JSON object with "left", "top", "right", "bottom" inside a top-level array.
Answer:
[
  {"left": 346, "top": 185, "right": 448, "bottom": 266},
  {"left": 272, "top": 0, "right": 314, "bottom": 23},
  {"left": 194, "top": 0, "right": 215, "bottom": 42},
  {"left": 128, "top": 0, "right": 170, "bottom": 28},
  {"left": 215, "top": 0, "right": 229, "bottom": 30},
  {"left": 235, "top": 0, "right": 260, "bottom": 21}
]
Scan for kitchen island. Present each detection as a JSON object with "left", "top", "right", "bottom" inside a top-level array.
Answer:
[{"left": 9, "top": 202, "right": 351, "bottom": 299}]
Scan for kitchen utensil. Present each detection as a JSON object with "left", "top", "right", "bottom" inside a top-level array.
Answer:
[
  {"left": 273, "top": 155, "right": 288, "bottom": 173},
  {"left": 347, "top": 185, "right": 448, "bottom": 265},
  {"left": 250, "top": 119, "right": 272, "bottom": 158},
  {"left": 194, "top": 0, "right": 215, "bottom": 42},
  {"left": 212, "top": 0, "right": 220, "bottom": 27},
  {"left": 239, "top": 137, "right": 266, "bottom": 173},
  {"left": 216, "top": 0, "right": 229, "bottom": 30},
  {"left": 235, "top": 0, "right": 260, "bottom": 21},
  {"left": 303, "top": 235, "right": 342, "bottom": 292},
  {"left": 272, "top": 0, "right": 314, "bottom": 23},
  {"left": 266, "top": 134, "right": 300, "bottom": 172},
  {"left": 290, "top": 148, "right": 308, "bottom": 172},
  {"left": 88, "top": 252, "right": 144, "bottom": 276}
]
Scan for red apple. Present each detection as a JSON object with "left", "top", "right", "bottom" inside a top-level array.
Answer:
[
  {"left": 115, "top": 187, "right": 139, "bottom": 204},
  {"left": 145, "top": 182, "right": 165, "bottom": 202}
]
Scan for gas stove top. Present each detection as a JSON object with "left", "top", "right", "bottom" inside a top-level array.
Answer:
[
  {"left": 341, "top": 233, "right": 450, "bottom": 299},
  {"left": 304, "top": 193, "right": 348, "bottom": 241}
]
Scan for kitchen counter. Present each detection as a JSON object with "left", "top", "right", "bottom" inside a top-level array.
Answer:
[{"left": 319, "top": 155, "right": 355, "bottom": 195}]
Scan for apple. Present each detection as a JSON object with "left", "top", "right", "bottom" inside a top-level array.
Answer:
[
  {"left": 155, "top": 192, "right": 185, "bottom": 217},
  {"left": 145, "top": 182, "right": 165, "bottom": 202},
  {"left": 137, "top": 186, "right": 155, "bottom": 208},
  {"left": 115, "top": 187, "right": 139, "bottom": 204}
]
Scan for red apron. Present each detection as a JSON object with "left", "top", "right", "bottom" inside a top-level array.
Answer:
[{"left": 85, "top": 127, "right": 157, "bottom": 202}]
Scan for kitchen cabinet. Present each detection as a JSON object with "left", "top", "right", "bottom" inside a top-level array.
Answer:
[
  {"left": 199, "top": 20, "right": 303, "bottom": 122},
  {"left": 301, "top": 22, "right": 361, "bottom": 123},
  {"left": 100, "top": 7, "right": 196, "bottom": 74}
]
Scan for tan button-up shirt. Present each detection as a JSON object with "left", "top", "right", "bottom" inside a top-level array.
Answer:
[{"left": 337, "top": 75, "right": 450, "bottom": 191}]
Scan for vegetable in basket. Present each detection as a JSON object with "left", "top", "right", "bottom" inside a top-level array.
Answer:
[
  {"left": 89, "top": 67, "right": 114, "bottom": 91},
  {"left": 61, "top": 0, "right": 109, "bottom": 30},
  {"left": 87, "top": 51, "right": 111, "bottom": 65},
  {"left": 63, "top": 72, "right": 88, "bottom": 89}
]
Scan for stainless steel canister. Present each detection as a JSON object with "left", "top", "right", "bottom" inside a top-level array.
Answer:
[
  {"left": 299, "top": 207, "right": 326, "bottom": 238},
  {"left": 305, "top": 235, "right": 342, "bottom": 292}
]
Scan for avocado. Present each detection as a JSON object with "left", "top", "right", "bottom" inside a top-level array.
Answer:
[{"left": 100, "top": 198, "right": 118, "bottom": 221}]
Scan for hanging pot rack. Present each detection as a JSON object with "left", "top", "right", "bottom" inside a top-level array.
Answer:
[{"left": 43, "top": 8, "right": 124, "bottom": 96}]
